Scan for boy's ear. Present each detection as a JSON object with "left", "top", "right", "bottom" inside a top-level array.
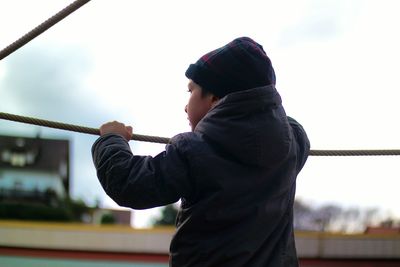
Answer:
[{"left": 211, "top": 95, "right": 220, "bottom": 107}]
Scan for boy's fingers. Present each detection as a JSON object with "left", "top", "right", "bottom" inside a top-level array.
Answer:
[
  {"left": 125, "top": 126, "right": 133, "bottom": 140},
  {"left": 99, "top": 121, "right": 123, "bottom": 134}
]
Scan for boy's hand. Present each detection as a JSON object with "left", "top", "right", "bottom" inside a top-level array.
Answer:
[{"left": 99, "top": 121, "right": 133, "bottom": 142}]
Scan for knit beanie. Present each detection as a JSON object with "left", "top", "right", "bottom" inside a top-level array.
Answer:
[{"left": 185, "top": 37, "right": 276, "bottom": 98}]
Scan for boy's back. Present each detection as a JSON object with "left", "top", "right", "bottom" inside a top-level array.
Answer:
[{"left": 169, "top": 85, "right": 308, "bottom": 266}]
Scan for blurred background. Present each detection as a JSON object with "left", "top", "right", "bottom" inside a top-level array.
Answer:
[{"left": 0, "top": 0, "right": 399, "bottom": 266}]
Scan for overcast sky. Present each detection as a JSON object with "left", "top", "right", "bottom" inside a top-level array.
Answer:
[{"left": 1, "top": 0, "right": 400, "bottom": 227}]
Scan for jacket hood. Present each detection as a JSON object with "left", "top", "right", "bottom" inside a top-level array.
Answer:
[{"left": 195, "top": 85, "right": 291, "bottom": 167}]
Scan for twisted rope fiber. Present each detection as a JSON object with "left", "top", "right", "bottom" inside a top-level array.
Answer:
[
  {"left": 0, "top": 0, "right": 91, "bottom": 60},
  {"left": 309, "top": 149, "right": 400, "bottom": 156},
  {"left": 0, "top": 112, "right": 171, "bottom": 144},
  {"left": 1, "top": 112, "right": 400, "bottom": 156}
]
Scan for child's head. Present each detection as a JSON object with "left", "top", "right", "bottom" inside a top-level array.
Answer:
[{"left": 184, "top": 37, "right": 276, "bottom": 131}]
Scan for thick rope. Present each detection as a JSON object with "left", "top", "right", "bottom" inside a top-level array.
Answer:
[
  {"left": 0, "top": 112, "right": 171, "bottom": 144},
  {"left": 0, "top": 0, "right": 91, "bottom": 60},
  {"left": 1, "top": 112, "right": 400, "bottom": 156},
  {"left": 309, "top": 149, "right": 400, "bottom": 157}
]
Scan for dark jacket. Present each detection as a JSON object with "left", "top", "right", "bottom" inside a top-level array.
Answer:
[{"left": 92, "top": 85, "right": 310, "bottom": 267}]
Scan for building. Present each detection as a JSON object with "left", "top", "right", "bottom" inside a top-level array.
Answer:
[
  {"left": 0, "top": 134, "right": 69, "bottom": 203},
  {"left": 0, "top": 134, "right": 133, "bottom": 225}
]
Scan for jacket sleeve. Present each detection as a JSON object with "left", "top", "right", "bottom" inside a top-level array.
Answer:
[
  {"left": 287, "top": 116, "right": 310, "bottom": 172},
  {"left": 91, "top": 133, "right": 192, "bottom": 209}
]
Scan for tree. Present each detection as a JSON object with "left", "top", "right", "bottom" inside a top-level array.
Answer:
[
  {"left": 313, "top": 204, "right": 342, "bottom": 232},
  {"left": 100, "top": 213, "right": 116, "bottom": 224},
  {"left": 152, "top": 204, "right": 178, "bottom": 226},
  {"left": 293, "top": 199, "right": 314, "bottom": 230}
]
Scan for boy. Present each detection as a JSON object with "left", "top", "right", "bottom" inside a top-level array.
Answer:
[{"left": 92, "top": 37, "right": 310, "bottom": 266}]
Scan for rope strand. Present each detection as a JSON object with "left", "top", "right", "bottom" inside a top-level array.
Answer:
[
  {"left": 1, "top": 112, "right": 400, "bottom": 156},
  {"left": 309, "top": 149, "right": 400, "bottom": 157},
  {"left": 0, "top": 112, "right": 171, "bottom": 144},
  {"left": 0, "top": 0, "right": 91, "bottom": 60}
]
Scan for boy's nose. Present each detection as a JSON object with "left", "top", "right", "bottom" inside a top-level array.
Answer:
[{"left": 185, "top": 105, "right": 188, "bottom": 113}]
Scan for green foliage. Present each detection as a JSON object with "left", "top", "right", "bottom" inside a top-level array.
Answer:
[
  {"left": 152, "top": 204, "right": 178, "bottom": 226},
  {"left": 0, "top": 197, "right": 92, "bottom": 222},
  {"left": 64, "top": 198, "right": 90, "bottom": 218},
  {"left": 100, "top": 213, "right": 116, "bottom": 224}
]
